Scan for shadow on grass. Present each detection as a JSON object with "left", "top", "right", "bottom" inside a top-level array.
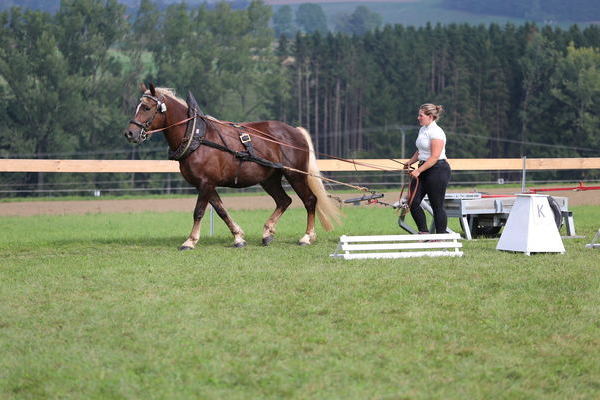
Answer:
[{"left": 31, "top": 234, "right": 330, "bottom": 250}]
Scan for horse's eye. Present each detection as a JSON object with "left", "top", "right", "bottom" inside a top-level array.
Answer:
[{"left": 143, "top": 105, "right": 151, "bottom": 111}]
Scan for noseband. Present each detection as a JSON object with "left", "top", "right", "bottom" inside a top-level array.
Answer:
[{"left": 129, "top": 93, "right": 167, "bottom": 141}]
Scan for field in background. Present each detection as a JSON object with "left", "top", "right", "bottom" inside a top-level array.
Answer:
[
  {"left": 269, "top": 0, "right": 595, "bottom": 28},
  {"left": 1, "top": 206, "right": 599, "bottom": 398},
  {"left": 269, "top": 0, "right": 590, "bottom": 29}
]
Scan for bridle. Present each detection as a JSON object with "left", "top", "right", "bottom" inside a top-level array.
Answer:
[{"left": 129, "top": 93, "right": 168, "bottom": 142}]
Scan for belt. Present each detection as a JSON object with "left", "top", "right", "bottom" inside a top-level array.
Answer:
[{"left": 418, "top": 159, "right": 447, "bottom": 167}]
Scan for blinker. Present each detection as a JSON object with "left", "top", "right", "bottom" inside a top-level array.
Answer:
[{"left": 142, "top": 93, "right": 167, "bottom": 113}]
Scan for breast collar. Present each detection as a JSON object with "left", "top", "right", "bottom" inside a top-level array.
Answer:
[{"left": 169, "top": 92, "right": 206, "bottom": 161}]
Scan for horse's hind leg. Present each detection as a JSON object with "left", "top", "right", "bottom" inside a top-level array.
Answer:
[
  {"left": 284, "top": 171, "right": 317, "bottom": 245},
  {"left": 208, "top": 191, "right": 246, "bottom": 248},
  {"left": 259, "top": 172, "right": 293, "bottom": 246}
]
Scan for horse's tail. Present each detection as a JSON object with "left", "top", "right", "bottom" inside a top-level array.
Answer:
[{"left": 297, "top": 127, "right": 342, "bottom": 231}]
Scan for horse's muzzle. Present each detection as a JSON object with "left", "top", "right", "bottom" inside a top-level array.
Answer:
[{"left": 124, "top": 129, "right": 146, "bottom": 144}]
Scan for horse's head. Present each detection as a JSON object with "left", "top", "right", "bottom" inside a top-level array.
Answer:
[{"left": 124, "top": 83, "right": 168, "bottom": 144}]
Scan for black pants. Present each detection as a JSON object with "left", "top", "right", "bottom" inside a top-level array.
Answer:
[{"left": 409, "top": 160, "right": 451, "bottom": 233}]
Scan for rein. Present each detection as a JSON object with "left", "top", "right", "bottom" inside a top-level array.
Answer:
[
  {"left": 144, "top": 117, "right": 195, "bottom": 135},
  {"left": 397, "top": 176, "right": 419, "bottom": 216},
  {"left": 142, "top": 109, "right": 419, "bottom": 208},
  {"left": 203, "top": 115, "right": 407, "bottom": 173},
  {"left": 199, "top": 116, "right": 421, "bottom": 204}
]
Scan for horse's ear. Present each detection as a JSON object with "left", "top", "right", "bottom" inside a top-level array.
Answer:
[
  {"left": 149, "top": 83, "right": 156, "bottom": 96},
  {"left": 139, "top": 82, "right": 147, "bottom": 93}
]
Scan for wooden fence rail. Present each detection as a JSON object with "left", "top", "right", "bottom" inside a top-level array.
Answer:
[
  {"left": 0, "top": 158, "right": 599, "bottom": 173},
  {"left": 0, "top": 157, "right": 600, "bottom": 173}
]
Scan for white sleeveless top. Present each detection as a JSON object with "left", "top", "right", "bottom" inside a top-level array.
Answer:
[{"left": 416, "top": 120, "right": 447, "bottom": 161}]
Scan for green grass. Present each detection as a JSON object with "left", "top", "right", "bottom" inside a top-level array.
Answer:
[{"left": 1, "top": 206, "right": 599, "bottom": 399}]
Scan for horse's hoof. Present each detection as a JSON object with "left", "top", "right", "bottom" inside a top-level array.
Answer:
[
  {"left": 233, "top": 241, "right": 247, "bottom": 248},
  {"left": 179, "top": 246, "right": 194, "bottom": 251},
  {"left": 262, "top": 236, "right": 274, "bottom": 246}
]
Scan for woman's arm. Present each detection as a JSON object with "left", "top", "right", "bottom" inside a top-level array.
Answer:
[
  {"left": 409, "top": 139, "right": 444, "bottom": 178},
  {"left": 404, "top": 151, "right": 420, "bottom": 169}
]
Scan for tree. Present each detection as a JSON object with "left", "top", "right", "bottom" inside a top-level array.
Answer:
[
  {"left": 0, "top": 9, "right": 66, "bottom": 160},
  {"left": 55, "top": 0, "right": 128, "bottom": 77},
  {"left": 517, "top": 27, "right": 559, "bottom": 156},
  {"left": 54, "top": 0, "right": 131, "bottom": 153},
  {"left": 550, "top": 44, "right": 600, "bottom": 154},
  {"left": 334, "top": 6, "right": 382, "bottom": 36},
  {"left": 146, "top": 0, "right": 281, "bottom": 121},
  {"left": 0, "top": 2, "right": 131, "bottom": 193},
  {"left": 272, "top": 5, "right": 295, "bottom": 38},
  {"left": 296, "top": 3, "right": 327, "bottom": 34}
]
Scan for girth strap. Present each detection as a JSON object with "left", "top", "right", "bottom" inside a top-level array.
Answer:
[{"left": 200, "top": 138, "right": 283, "bottom": 169}]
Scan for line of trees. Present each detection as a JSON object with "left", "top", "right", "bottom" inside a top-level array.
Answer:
[
  {"left": 276, "top": 23, "right": 600, "bottom": 163},
  {"left": 273, "top": 3, "right": 383, "bottom": 37},
  {"left": 0, "top": 0, "right": 598, "bottom": 195}
]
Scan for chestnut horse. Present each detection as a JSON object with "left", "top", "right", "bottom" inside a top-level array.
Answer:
[{"left": 124, "top": 84, "right": 340, "bottom": 249}]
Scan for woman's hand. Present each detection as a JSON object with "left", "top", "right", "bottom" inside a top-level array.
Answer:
[{"left": 409, "top": 169, "right": 421, "bottom": 178}]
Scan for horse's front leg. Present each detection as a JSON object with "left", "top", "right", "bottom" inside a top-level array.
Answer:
[
  {"left": 208, "top": 191, "right": 246, "bottom": 248},
  {"left": 179, "top": 190, "right": 211, "bottom": 251}
]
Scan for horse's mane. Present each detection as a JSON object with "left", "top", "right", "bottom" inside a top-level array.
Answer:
[{"left": 150, "top": 87, "right": 187, "bottom": 107}]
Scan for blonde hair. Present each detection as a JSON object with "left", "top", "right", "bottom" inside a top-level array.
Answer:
[{"left": 419, "top": 103, "right": 444, "bottom": 120}]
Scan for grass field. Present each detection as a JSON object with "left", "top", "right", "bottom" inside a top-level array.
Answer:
[{"left": 1, "top": 206, "right": 599, "bottom": 399}]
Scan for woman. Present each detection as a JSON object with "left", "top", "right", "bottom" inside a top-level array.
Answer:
[{"left": 404, "top": 103, "right": 451, "bottom": 234}]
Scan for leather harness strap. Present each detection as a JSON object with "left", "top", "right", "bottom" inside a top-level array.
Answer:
[{"left": 227, "top": 123, "right": 283, "bottom": 169}]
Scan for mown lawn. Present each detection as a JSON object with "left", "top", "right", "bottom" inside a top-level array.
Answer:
[{"left": 0, "top": 206, "right": 598, "bottom": 399}]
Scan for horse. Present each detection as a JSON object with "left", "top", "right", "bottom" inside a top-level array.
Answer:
[{"left": 124, "top": 83, "right": 341, "bottom": 250}]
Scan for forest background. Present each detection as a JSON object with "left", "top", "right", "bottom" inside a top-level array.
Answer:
[{"left": 0, "top": 0, "right": 598, "bottom": 196}]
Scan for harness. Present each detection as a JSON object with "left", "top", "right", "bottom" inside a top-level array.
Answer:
[
  {"left": 168, "top": 92, "right": 282, "bottom": 171},
  {"left": 168, "top": 92, "right": 205, "bottom": 161}
]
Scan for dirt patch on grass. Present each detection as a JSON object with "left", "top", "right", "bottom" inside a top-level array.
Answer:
[{"left": 1, "top": 188, "right": 597, "bottom": 217}]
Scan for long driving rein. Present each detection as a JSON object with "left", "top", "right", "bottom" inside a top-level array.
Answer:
[{"left": 132, "top": 93, "right": 419, "bottom": 210}]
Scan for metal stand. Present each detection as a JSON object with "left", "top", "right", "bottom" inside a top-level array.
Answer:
[
  {"left": 209, "top": 205, "right": 214, "bottom": 236},
  {"left": 398, "top": 193, "right": 576, "bottom": 240},
  {"left": 586, "top": 229, "right": 600, "bottom": 249}
]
